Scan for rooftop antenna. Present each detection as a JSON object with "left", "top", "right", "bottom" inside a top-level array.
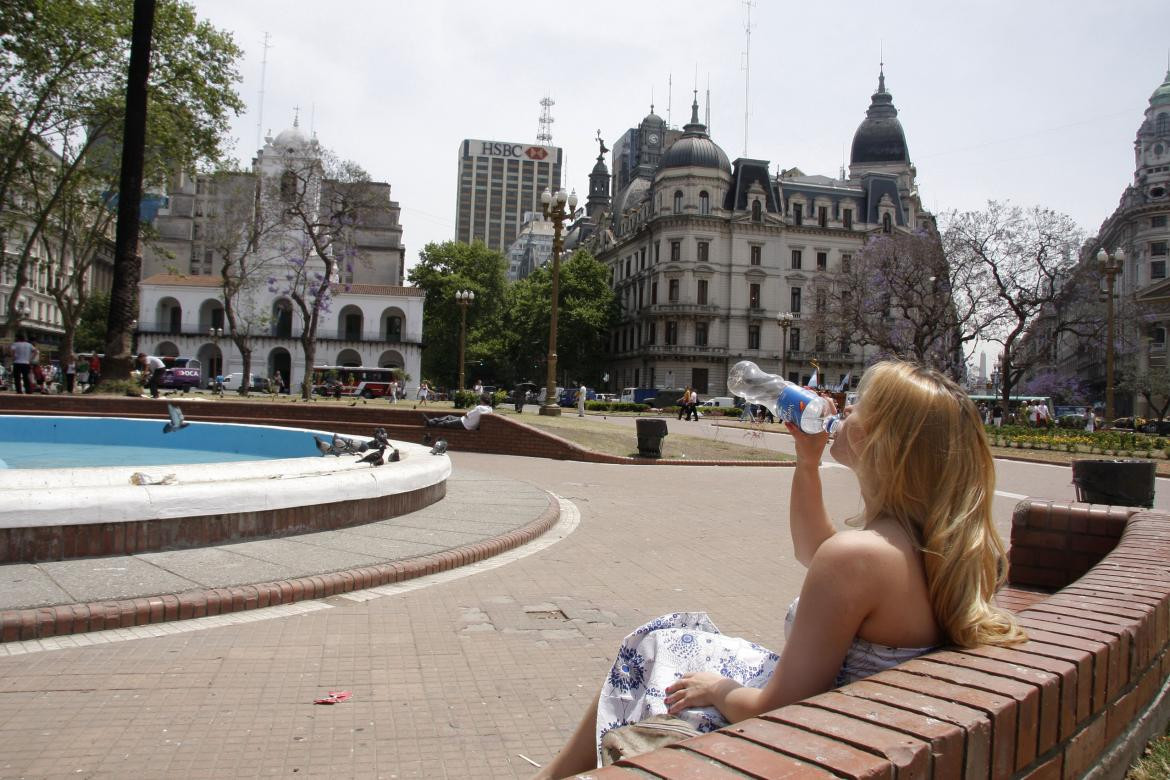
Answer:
[
  {"left": 742, "top": 0, "right": 754, "bottom": 156},
  {"left": 705, "top": 73, "right": 711, "bottom": 132},
  {"left": 667, "top": 73, "right": 673, "bottom": 127},
  {"left": 840, "top": 143, "right": 846, "bottom": 180},
  {"left": 537, "top": 96, "right": 555, "bottom": 144},
  {"left": 310, "top": 102, "right": 316, "bottom": 137},
  {"left": 255, "top": 31, "right": 272, "bottom": 151}
]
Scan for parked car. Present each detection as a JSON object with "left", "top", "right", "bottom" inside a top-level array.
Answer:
[
  {"left": 220, "top": 372, "right": 269, "bottom": 392},
  {"left": 699, "top": 396, "right": 735, "bottom": 408},
  {"left": 160, "top": 357, "right": 202, "bottom": 391},
  {"left": 1140, "top": 419, "right": 1170, "bottom": 435}
]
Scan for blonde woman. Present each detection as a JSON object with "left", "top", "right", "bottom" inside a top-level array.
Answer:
[{"left": 534, "top": 361, "right": 1024, "bottom": 778}]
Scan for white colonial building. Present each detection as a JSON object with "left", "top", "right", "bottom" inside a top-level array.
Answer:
[
  {"left": 138, "top": 117, "right": 423, "bottom": 391},
  {"left": 588, "top": 70, "right": 934, "bottom": 396}
]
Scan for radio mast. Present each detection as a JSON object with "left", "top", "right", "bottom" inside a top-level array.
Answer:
[
  {"left": 742, "top": 1, "right": 754, "bottom": 156},
  {"left": 537, "top": 96, "right": 555, "bottom": 144},
  {"left": 255, "top": 32, "right": 271, "bottom": 152}
]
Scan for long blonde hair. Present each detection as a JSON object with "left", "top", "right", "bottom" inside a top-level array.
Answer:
[{"left": 853, "top": 361, "right": 1025, "bottom": 648}]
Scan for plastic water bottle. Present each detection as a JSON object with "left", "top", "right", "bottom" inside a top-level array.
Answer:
[{"left": 726, "top": 360, "right": 841, "bottom": 436}]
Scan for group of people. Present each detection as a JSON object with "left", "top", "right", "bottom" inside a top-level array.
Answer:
[
  {"left": 535, "top": 359, "right": 1026, "bottom": 777},
  {"left": 4, "top": 333, "right": 102, "bottom": 394},
  {"left": 675, "top": 387, "right": 700, "bottom": 421}
]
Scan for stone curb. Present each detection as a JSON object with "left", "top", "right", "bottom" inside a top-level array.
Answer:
[{"left": 0, "top": 491, "right": 561, "bottom": 643}]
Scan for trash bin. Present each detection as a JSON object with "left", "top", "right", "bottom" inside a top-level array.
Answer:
[
  {"left": 1071, "top": 459, "right": 1156, "bottom": 507},
  {"left": 636, "top": 418, "right": 668, "bottom": 458}
]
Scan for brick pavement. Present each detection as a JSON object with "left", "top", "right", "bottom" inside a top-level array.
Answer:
[{"left": 0, "top": 452, "right": 1028, "bottom": 778}]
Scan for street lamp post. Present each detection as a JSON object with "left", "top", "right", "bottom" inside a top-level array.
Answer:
[
  {"left": 455, "top": 289, "right": 475, "bottom": 391},
  {"left": 539, "top": 186, "right": 577, "bottom": 417},
  {"left": 777, "top": 312, "right": 795, "bottom": 380},
  {"left": 209, "top": 326, "right": 224, "bottom": 379},
  {"left": 1097, "top": 247, "right": 1125, "bottom": 423}
]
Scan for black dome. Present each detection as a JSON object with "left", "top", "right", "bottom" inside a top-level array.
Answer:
[
  {"left": 661, "top": 135, "right": 732, "bottom": 173},
  {"left": 850, "top": 71, "right": 910, "bottom": 165},
  {"left": 659, "top": 95, "right": 731, "bottom": 174}
]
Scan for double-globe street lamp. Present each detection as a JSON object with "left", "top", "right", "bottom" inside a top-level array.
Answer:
[
  {"left": 1097, "top": 247, "right": 1125, "bottom": 422},
  {"left": 539, "top": 186, "right": 577, "bottom": 417},
  {"left": 455, "top": 289, "right": 475, "bottom": 391},
  {"left": 209, "top": 326, "right": 225, "bottom": 380},
  {"left": 777, "top": 311, "right": 795, "bottom": 381}
]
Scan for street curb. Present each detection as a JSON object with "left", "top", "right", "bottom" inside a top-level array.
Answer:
[{"left": 0, "top": 490, "right": 561, "bottom": 643}]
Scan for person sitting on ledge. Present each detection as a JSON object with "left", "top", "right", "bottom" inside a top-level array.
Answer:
[
  {"left": 533, "top": 360, "right": 1026, "bottom": 778},
  {"left": 425, "top": 393, "right": 493, "bottom": 430}
]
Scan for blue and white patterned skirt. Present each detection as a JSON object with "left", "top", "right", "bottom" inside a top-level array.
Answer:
[{"left": 595, "top": 612, "right": 779, "bottom": 760}]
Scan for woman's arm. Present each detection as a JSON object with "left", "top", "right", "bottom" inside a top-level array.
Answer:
[
  {"left": 787, "top": 421, "right": 836, "bottom": 566},
  {"left": 665, "top": 532, "right": 879, "bottom": 722}
]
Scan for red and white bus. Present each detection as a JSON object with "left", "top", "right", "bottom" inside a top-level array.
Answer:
[{"left": 311, "top": 365, "right": 403, "bottom": 399}]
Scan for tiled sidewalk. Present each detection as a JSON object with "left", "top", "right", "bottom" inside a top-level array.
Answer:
[{"left": 0, "top": 453, "right": 1029, "bottom": 778}]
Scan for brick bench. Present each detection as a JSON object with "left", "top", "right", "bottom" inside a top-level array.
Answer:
[{"left": 577, "top": 500, "right": 1170, "bottom": 779}]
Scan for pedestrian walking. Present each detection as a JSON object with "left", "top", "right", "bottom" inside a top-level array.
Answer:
[
  {"left": 1084, "top": 407, "right": 1096, "bottom": 432},
  {"left": 576, "top": 383, "right": 587, "bottom": 417},
  {"left": 9, "top": 332, "right": 36, "bottom": 394},
  {"left": 678, "top": 387, "right": 691, "bottom": 421},
  {"left": 87, "top": 354, "right": 101, "bottom": 391},
  {"left": 416, "top": 380, "right": 430, "bottom": 408},
  {"left": 992, "top": 403, "right": 1004, "bottom": 428}
]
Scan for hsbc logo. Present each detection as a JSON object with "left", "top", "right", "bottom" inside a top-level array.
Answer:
[{"left": 476, "top": 141, "right": 552, "bottom": 161}]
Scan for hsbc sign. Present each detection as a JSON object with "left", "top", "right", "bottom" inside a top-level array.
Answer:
[{"left": 470, "top": 140, "right": 557, "bottom": 161}]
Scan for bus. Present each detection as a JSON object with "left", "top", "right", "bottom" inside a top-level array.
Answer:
[{"left": 311, "top": 365, "right": 403, "bottom": 399}]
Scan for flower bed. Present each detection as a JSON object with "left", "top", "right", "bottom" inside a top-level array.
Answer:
[{"left": 986, "top": 424, "right": 1170, "bottom": 459}]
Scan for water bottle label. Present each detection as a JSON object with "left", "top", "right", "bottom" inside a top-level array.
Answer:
[{"left": 775, "top": 385, "right": 817, "bottom": 426}]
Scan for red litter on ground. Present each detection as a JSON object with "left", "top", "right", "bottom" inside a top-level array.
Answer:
[{"left": 313, "top": 691, "right": 352, "bottom": 705}]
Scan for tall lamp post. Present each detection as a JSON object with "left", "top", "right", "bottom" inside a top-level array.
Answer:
[
  {"left": 539, "top": 186, "right": 577, "bottom": 417},
  {"left": 777, "top": 312, "right": 795, "bottom": 380},
  {"left": 455, "top": 289, "right": 475, "bottom": 391},
  {"left": 209, "top": 326, "right": 224, "bottom": 380},
  {"left": 1097, "top": 248, "right": 1125, "bottom": 423}
]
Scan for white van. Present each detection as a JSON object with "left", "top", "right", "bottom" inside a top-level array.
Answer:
[
  {"left": 699, "top": 396, "right": 736, "bottom": 408},
  {"left": 219, "top": 372, "right": 268, "bottom": 391}
]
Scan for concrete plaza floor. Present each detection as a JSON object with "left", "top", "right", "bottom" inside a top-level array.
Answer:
[{"left": 0, "top": 448, "right": 1139, "bottom": 778}]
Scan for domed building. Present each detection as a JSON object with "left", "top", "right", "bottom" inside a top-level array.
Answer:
[
  {"left": 138, "top": 113, "right": 422, "bottom": 395},
  {"left": 589, "top": 72, "right": 932, "bottom": 397}
]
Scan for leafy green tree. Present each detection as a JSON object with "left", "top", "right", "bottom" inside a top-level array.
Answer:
[
  {"left": 499, "top": 249, "right": 618, "bottom": 389},
  {"left": 407, "top": 241, "right": 508, "bottom": 388},
  {"left": 74, "top": 291, "right": 109, "bottom": 353},
  {"left": 0, "top": 0, "right": 244, "bottom": 346}
]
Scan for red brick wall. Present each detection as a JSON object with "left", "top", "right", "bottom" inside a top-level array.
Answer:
[{"left": 581, "top": 501, "right": 1170, "bottom": 779}]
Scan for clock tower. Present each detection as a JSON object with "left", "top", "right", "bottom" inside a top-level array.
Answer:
[{"left": 638, "top": 105, "right": 666, "bottom": 172}]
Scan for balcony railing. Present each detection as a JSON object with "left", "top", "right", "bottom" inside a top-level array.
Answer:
[
  {"left": 639, "top": 345, "right": 728, "bottom": 357},
  {"left": 787, "top": 350, "right": 855, "bottom": 363},
  {"left": 135, "top": 321, "right": 421, "bottom": 345},
  {"left": 646, "top": 303, "right": 722, "bottom": 316}
]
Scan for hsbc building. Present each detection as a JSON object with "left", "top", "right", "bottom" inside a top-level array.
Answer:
[{"left": 456, "top": 139, "right": 563, "bottom": 253}]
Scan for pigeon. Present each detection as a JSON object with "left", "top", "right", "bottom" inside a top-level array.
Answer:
[
  {"left": 331, "top": 434, "right": 363, "bottom": 455},
  {"left": 357, "top": 447, "right": 385, "bottom": 466},
  {"left": 163, "top": 404, "right": 189, "bottom": 434},
  {"left": 430, "top": 439, "right": 448, "bottom": 455},
  {"left": 372, "top": 427, "right": 391, "bottom": 448},
  {"left": 313, "top": 435, "right": 337, "bottom": 456}
]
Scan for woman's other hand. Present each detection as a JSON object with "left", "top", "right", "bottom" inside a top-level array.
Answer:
[{"left": 664, "top": 672, "right": 738, "bottom": 715}]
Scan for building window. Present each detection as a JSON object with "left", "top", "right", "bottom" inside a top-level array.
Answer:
[
  {"left": 695, "top": 322, "right": 708, "bottom": 346},
  {"left": 692, "top": 368, "right": 708, "bottom": 394},
  {"left": 697, "top": 241, "right": 709, "bottom": 262},
  {"left": 697, "top": 279, "right": 708, "bottom": 304},
  {"left": 791, "top": 286, "right": 802, "bottom": 313},
  {"left": 816, "top": 251, "right": 827, "bottom": 271},
  {"left": 789, "top": 327, "right": 800, "bottom": 352},
  {"left": 750, "top": 245, "right": 761, "bottom": 266},
  {"left": 1153, "top": 260, "right": 1167, "bottom": 280},
  {"left": 791, "top": 249, "right": 802, "bottom": 270},
  {"left": 752, "top": 200, "right": 762, "bottom": 222},
  {"left": 280, "top": 170, "right": 297, "bottom": 202},
  {"left": 625, "top": 258, "right": 631, "bottom": 277},
  {"left": 666, "top": 321, "right": 678, "bottom": 345},
  {"left": 1158, "top": 113, "right": 1169, "bottom": 135},
  {"left": 818, "top": 206, "right": 828, "bottom": 227},
  {"left": 749, "top": 283, "right": 761, "bottom": 308},
  {"left": 655, "top": 241, "right": 661, "bottom": 262},
  {"left": 816, "top": 289, "right": 827, "bottom": 313},
  {"left": 815, "top": 331, "right": 826, "bottom": 351},
  {"left": 669, "top": 278, "right": 680, "bottom": 302},
  {"left": 841, "top": 253, "right": 852, "bottom": 274},
  {"left": 699, "top": 191, "right": 710, "bottom": 215},
  {"left": 793, "top": 203, "right": 803, "bottom": 226},
  {"left": 1152, "top": 215, "right": 1167, "bottom": 228},
  {"left": 882, "top": 213, "right": 892, "bottom": 233},
  {"left": 652, "top": 281, "right": 658, "bottom": 304},
  {"left": 1152, "top": 326, "right": 1166, "bottom": 348},
  {"left": 843, "top": 209, "right": 853, "bottom": 229},
  {"left": 674, "top": 191, "right": 683, "bottom": 214},
  {"left": 748, "top": 325, "right": 760, "bottom": 349},
  {"left": 1153, "top": 241, "right": 1168, "bottom": 257},
  {"left": 386, "top": 316, "right": 402, "bottom": 340},
  {"left": 648, "top": 323, "right": 656, "bottom": 344},
  {"left": 671, "top": 241, "right": 681, "bottom": 261}
]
